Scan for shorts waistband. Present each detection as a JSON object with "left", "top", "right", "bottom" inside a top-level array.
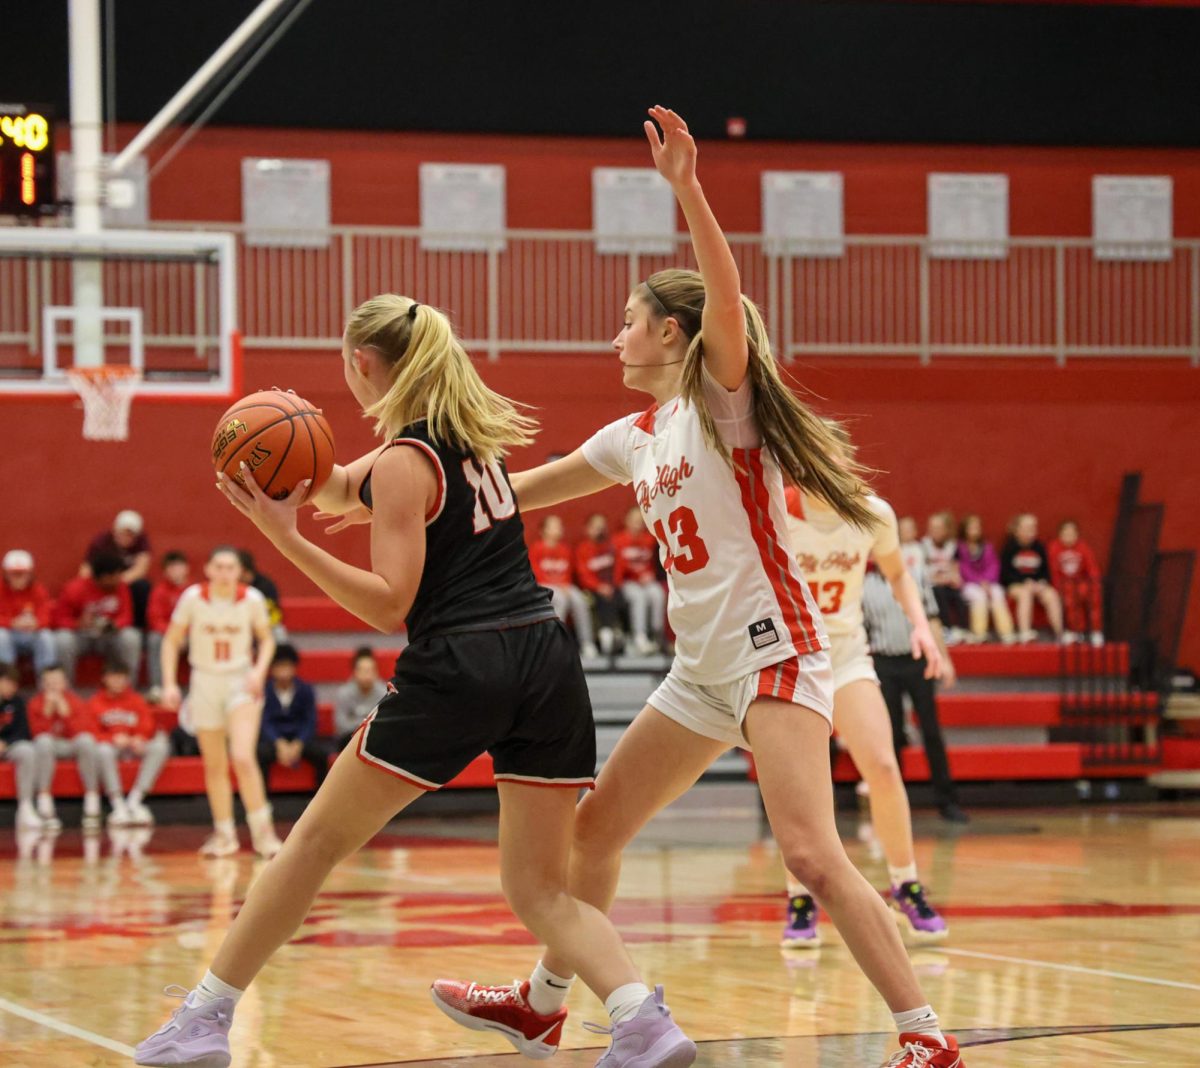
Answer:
[{"left": 419, "top": 607, "right": 558, "bottom": 639}]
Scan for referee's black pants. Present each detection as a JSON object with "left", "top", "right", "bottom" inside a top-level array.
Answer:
[{"left": 873, "top": 653, "right": 959, "bottom": 808}]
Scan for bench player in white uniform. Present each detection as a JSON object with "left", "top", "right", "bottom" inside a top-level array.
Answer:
[
  {"left": 160, "top": 546, "right": 281, "bottom": 858},
  {"left": 436, "top": 107, "right": 965, "bottom": 1068},
  {"left": 782, "top": 452, "right": 950, "bottom": 946}
]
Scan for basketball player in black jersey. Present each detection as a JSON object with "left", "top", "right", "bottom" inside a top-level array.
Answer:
[{"left": 135, "top": 295, "right": 695, "bottom": 1068}]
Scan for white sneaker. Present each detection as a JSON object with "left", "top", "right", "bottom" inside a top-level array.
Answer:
[
  {"left": 36, "top": 794, "right": 62, "bottom": 833},
  {"left": 579, "top": 642, "right": 600, "bottom": 660},
  {"left": 82, "top": 791, "right": 103, "bottom": 832},
  {"left": 598, "top": 627, "right": 616, "bottom": 655},
  {"left": 199, "top": 830, "right": 240, "bottom": 858},
  {"left": 247, "top": 806, "right": 283, "bottom": 859},
  {"left": 16, "top": 802, "right": 43, "bottom": 831},
  {"left": 1090, "top": 631, "right": 1105, "bottom": 647},
  {"left": 108, "top": 798, "right": 135, "bottom": 827},
  {"left": 1061, "top": 631, "right": 1080, "bottom": 645},
  {"left": 1019, "top": 629, "right": 1038, "bottom": 644},
  {"left": 632, "top": 635, "right": 659, "bottom": 656},
  {"left": 126, "top": 800, "right": 155, "bottom": 825}
]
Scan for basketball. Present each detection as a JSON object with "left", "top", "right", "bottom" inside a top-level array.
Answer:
[{"left": 211, "top": 389, "right": 335, "bottom": 501}]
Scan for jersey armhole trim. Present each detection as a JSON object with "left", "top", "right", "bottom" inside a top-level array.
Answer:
[{"left": 358, "top": 438, "right": 447, "bottom": 526}]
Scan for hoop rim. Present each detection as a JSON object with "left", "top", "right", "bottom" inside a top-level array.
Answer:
[{"left": 65, "top": 366, "right": 142, "bottom": 382}]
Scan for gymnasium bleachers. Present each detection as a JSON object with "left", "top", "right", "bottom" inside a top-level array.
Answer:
[{"left": 0, "top": 595, "right": 1164, "bottom": 804}]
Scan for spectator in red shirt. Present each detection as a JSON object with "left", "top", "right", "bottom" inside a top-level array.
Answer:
[
  {"left": 84, "top": 509, "right": 153, "bottom": 629},
  {"left": 529, "top": 515, "right": 597, "bottom": 657},
  {"left": 0, "top": 549, "right": 56, "bottom": 672},
  {"left": 575, "top": 513, "right": 626, "bottom": 656},
  {"left": 1000, "top": 513, "right": 1064, "bottom": 643},
  {"left": 53, "top": 551, "right": 142, "bottom": 686},
  {"left": 1049, "top": 520, "right": 1104, "bottom": 646},
  {"left": 613, "top": 507, "right": 665, "bottom": 656},
  {"left": 28, "top": 664, "right": 101, "bottom": 831},
  {"left": 90, "top": 661, "right": 170, "bottom": 827},
  {"left": 146, "top": 551, "right": 191, "bottom": 695}
]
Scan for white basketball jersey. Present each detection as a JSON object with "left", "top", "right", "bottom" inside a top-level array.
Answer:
[
  {"left": 783, "top": 492, "right": 899, "bottom": 638},
  {"left": 171, "top": 583, "right": 268, "bottom": 674},
  {"left": 582, "top": 370, "right": 826, "bottom": 686}
]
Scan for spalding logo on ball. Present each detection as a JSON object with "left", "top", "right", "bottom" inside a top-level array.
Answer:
[{"left": 211, "top": 389, "right": 335, "bottom": 501}]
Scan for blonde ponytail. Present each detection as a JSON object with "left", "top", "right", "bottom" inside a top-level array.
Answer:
[
  {"left": 345, "top": 294, "right": 536, "bottom": 464},
  {"left": 642, "top": 269, "right": 878, "bottom": 530}
]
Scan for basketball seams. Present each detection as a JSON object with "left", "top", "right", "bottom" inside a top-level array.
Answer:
[{"left": 259, "top": 418, "right": 297, "bottom": 498}]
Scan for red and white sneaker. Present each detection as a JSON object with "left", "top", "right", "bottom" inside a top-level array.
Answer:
[
  {"left": 883, "top": 1033, "right": 963, "bottom": 1067},
  {"left": 431, "top": 978, "right": 565, "bottom": 1060}
]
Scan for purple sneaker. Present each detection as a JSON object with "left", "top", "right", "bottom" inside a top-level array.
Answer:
[
  {"left": 135, "top": 986, "right": 232, "bottom": 1067},
  {"left": 889, "top": 881, "right": 948, "bottom": 942},
  {"left": 780, "top": 893, "right": 822, "bottom": 948},
  {"left": 586, "top": 986, "right": 697, "bottom": 1068}
]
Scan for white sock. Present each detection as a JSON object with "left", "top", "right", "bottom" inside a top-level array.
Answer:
[
  {"left": 605, "top": 982, "right": 651, "bottom": 1026},
  {"left": 127, "top": 789, "right": 143, "bottom": 806},
  {"left": 786, "top": 877, "right": 811, "bottom": 898},
  {"left": 893, "top": 1005, "right": 946, "bottom": 1047},
  {"left": 246, "top": 806, "right": 272, "bottom": 829},
  {"left": 109, "top": 794, "right": 126, "bottom": 810},
  {"left": 190, "top": 970, "right": 244, "bottom": 1008},
  {"left": 527, "top": 960, "right": 575, "bottom": 1015},
  {"left": 36, "top": 792, "right": 55, "bottom": 816},
  {"left": 888, "top": 862, "right": 919, "bottom": 887},
  {"left": 83, "top": 791, "right": 100, "bottom": 816},
  {"left": 214, "top": 817, "right": 235, "bottom": 837}
]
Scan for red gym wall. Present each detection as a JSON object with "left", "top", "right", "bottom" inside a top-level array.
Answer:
[{"left": 13, "top": 127, "right": 1200, "bottom": 662}]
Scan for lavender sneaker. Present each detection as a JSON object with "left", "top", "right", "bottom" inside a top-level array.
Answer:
[
  {"left": 586, "top": 986, "right": 697, "bottom": 1068},
  {"left": 890, "top": 881, "right": 949, "bottom": 942},
  {"left": 134, "top": 986, "right": 232, "bottom": 1067},
  {"left": 780, "top": 893, "right": 822, "bottom": 948}
]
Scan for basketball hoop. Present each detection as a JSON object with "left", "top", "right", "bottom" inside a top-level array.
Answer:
[{"left": 66, "top": 366, "right": 141, "bottom": 441}]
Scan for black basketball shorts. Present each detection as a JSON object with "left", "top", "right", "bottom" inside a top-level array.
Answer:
[{"left": 354, "top": 618, "right": 597, "bottom": 790}]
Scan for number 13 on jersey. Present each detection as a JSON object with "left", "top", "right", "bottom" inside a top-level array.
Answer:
[{"left": 652, "top": 506, "right": 710, "bottom": 575}]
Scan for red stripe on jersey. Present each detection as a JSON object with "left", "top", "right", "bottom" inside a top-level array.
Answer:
[
  {"left": 733, "top": 449, "right": 821, "bottom": 653},
  {"left": 632, "top": 403, "right": 659, "bottom": 435},
  {"left": 784, "top": 485, "right": 804, "bottom": 519},
  {"left": 757, "top": 662, "right": 781, "bottom": 699}
]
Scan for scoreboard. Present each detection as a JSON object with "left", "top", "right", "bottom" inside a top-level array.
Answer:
[{"left": 0, "top": 104, "right": 55, "bottom": 216}]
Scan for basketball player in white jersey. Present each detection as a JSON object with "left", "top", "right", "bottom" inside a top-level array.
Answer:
[
  {"left": 781, "top": 437, "right": 950, "bottom": 948},
  {"left": 160, "top": 546, "right": 282, "bottom": 858},
  {"left": 435, "top": 106, "right": 965, "bottom": 1068}
]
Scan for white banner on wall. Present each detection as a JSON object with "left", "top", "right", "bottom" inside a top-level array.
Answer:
[
  {"left": 761, "top": 171, "right": 844, "bottom": 257},
  {"left": 243, "top": 158, "right": 330, "bottom": 248},
  {"left": 593, "top": 168, "right": 676, "bottom": 254},
  {"left": 1093, "top": 176, "right": 1173, "bottom": 261},
  {"left": 419, "top": 163, "right": 506, "bottom": 252},
  {"left": 928, "top": 173, "right": 1009, "bottom": 259}
]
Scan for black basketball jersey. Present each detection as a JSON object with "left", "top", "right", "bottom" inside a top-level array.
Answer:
[{"left": 359, "top": 421, "right": 553, "bottom": 641}]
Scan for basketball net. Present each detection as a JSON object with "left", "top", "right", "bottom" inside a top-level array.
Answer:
[{"left": 66, "top": 366, "right": 140, "bottom": 441}]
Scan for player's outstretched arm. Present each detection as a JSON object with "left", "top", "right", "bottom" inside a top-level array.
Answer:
[
  {"left": 216, "top": 447, "right": 431, "bottom": 633},
  {"left": 510, "top": 449, "right": 616, "bottom": 513},
  {"left": 645, "top": 105, "right": 748, "bottom": 392},
  {"left": 309, "top": 444, "right": 390, "bottom": 516}
]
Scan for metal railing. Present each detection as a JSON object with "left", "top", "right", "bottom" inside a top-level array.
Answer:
[{"left": 6, "top": 223, "right": 1200, "bottom": 366}]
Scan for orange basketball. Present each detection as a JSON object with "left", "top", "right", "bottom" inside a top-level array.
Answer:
[{"left": 211, "top": 389, "right": 335, "bottom": 501}]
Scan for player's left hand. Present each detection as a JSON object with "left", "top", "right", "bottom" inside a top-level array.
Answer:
[
  {"left": 216, "top": 464, "right": 311, "bottom": 545},
  {"left": 911, "top": 623, "right": 943, "bottom": 680},
  {"left": 314, "top": 505, "right": 372, "bottom": 534}
]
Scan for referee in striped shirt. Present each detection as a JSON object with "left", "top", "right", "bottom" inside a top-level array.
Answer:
[{"left": 863, "top": 562, "right": 968, "bottom": 824}]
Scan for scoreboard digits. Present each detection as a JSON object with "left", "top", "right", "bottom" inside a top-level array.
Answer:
[{"left": 0, "top": 104, "right": 55, "bottom": 216}]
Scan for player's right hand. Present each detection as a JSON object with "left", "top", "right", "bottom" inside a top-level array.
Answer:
[{"left": 161, "top": 684, "right": 182, "bottom": 711}]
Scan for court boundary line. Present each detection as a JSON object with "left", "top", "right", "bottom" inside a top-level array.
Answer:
[
  {"left": 0, "top": 993, "right": 136, "bottom": 1056},
  {"left": 940, "top": 947, "right": 1200, "bottom": 991}
]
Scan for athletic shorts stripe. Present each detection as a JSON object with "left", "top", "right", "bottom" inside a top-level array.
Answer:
[
  {"left": 493, "top": 773, "right": 596, "bottom": 789},
  {"left": 354, "top": 713, "right": 441, "bottom": 791}
]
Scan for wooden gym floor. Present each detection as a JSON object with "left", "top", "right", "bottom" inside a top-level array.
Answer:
[{"left": 1, "top": 798, "right": 1197, "bottom": 1066}]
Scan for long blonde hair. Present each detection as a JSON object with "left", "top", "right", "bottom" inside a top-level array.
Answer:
[
  {"left": 345, "top": 295, "right": 536, "bottom": 464},
  {"left": 640, "top": 269, "right": 877, "bottom": 528}
]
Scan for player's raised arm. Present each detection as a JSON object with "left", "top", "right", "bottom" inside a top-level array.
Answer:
[{"left": 645, "top": 106, "right": 747, "bottom": 391}]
